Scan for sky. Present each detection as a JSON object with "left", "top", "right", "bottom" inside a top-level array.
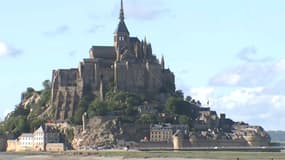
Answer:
[{"left": 0, "top": 0, "right": 285, "bottom": 130}]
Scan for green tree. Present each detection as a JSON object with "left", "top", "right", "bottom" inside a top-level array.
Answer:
[
  {"left": 42, "top": 80, "right": 51, "bottom": 90},
  {"left": 165, "top": 96, "right": 179, "bottom": 113},
  {"left": 165, "top": 96, "right": 198, "bottom": 121},
  {"left": 178, "top": 115, "right": 190, "bottom": 125},
  {"left": 88, "top": 99, "right": 108, "bottom": 116},
  {"left": 71, "top": 96, "right": 92, "bottom": 124},
  {"left": 138, "top": 113, "right": 157, "bottom": 124}
]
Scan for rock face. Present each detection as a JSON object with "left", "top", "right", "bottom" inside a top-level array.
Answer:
[
  {"left": 71, "top": 116, "right": 149, "bottom": 149},
  {"left": 72, "top": 116, "right": 119, "bottom": 149},
  {"left": 51, "top": 1, "right": 174, "bottom": 120}
]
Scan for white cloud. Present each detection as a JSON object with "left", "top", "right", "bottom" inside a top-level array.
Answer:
[
  {"left": 209, "top": 62, "right": 278, "bottom": 87},
  {"left": 275, "top": 58, "right": 285, "bottom": 72},
  {"left": 0, "top": 41, "right": 22, "bottom": 57},
  {"left": 211, "top": 87, "right": 285, "bottom": 130},
  {"left": 188, "top": 87, "right": 214, "bottom": 105},
  {"left": 209, "top": 47, "right": 285, "bottom": 87},
  {"left": 0, "top": 42, "right": 9, "bottom": 57},
  {"left": 237, "top": 46, "right": 272, "bottom": 62},
  {"left": 43, "top": 25, "right": 69, "bottom": 36},
  {"left": 212, "top": 73, "right": 241, "bottom": 86}
]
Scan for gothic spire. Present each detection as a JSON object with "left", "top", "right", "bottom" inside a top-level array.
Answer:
[
  {"left": 119, "top": 0, "right": 124, "bottom": 21},
  {"left": 115, "top": 0, "right": 129, "bottom": 34}
]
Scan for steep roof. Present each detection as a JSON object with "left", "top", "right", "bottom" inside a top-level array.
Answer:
[
  {"left": 130, "top": 37, "right": 140, "bottom": 43},
  {"left": 90, "top": 46, "right": 116, "bottom": 60},
  {"left": 115, "top": 21, "right": 129, "bottom": 34}
]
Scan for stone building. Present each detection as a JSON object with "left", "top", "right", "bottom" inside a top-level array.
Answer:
[
  {"left": 150, "top": 123, "right": 188, "bottom": 142},
  {"left": 6, "top": 125, "right": 63, "bottom": 152},
  {"left": 194, "top": 109, "right": 219, "bottom": 130},
  {"left": 51, "top": 0, "right": 175, "bottom": 120}
]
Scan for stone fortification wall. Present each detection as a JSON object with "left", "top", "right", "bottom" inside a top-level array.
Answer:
[
  {"left": 46, "top": 143, "right": 64, "bottom": 152},
  {"left": 114, "top": 61, "right": 147, "bottom": 93},
  {"left": 189, "top": 139, "right": 248, "bottom": 147},
  {"left": 138, "top": 142, "right": 172, "bottom": 150},
  {"left": 51, "top": 69, "right": 82, "bottom": 120},
  {"left": 114, "top": 60, "right": 170, "bottom": 98}
]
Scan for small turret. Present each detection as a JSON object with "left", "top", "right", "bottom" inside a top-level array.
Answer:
[{"left": 161, "top": 56, "right": 165, "bottom": 70}]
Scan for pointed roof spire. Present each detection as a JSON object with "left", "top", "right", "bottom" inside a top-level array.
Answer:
[
  {"left": 119, "top": 0, "right": 124, "bottom": 21},
  {"left": 115, "top": 0, "right": 129, "bottom": 34}
]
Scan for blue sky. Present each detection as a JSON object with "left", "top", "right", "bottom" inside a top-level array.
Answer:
[{"left": 1, "top": 0, "right": 285, "bottom": 130}]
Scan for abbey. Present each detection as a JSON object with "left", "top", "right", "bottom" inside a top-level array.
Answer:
[{"left": 51, "top": 0, "right": 175, "bottom": 120}]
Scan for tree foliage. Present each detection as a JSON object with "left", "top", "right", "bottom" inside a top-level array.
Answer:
[
  {"left": 165, "top": 95, "right": 199, "bottom": 124},
  {"left": 0, "top": 80, "right": 51, "bottom": 136},
  {"left": 138, "top": 113, "right": 158, "bottom": 124}
]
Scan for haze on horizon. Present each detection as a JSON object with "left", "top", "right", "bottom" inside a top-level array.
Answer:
[{"left": 0, "top": 0, "right": 285, "bottom": 130}]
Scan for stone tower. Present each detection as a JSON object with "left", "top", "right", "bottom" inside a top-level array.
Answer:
[{"left": 114, "top": 0, "right": 130, "bottom": 61}]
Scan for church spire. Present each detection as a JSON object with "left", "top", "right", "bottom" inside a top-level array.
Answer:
[
  {"left": 114, "top": 0, "right": 129, "bottom": 56},
  {"left": 119, "top": 0, "right": 124, "bottom": 21}
]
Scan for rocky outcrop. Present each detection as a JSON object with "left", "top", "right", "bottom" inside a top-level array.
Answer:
[
  {"left": 20, "top": 92, "right": 41, "bottom": 109},
  {"left": 71, "top": 116, "right": 149, "bottom": 149},
  {"left": 72, "top": 116, "right": 120, "bottom": 149}
]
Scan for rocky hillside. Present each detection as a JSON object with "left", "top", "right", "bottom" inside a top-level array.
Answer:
[
  {"left": 0, "top": 80, "right": 53, "bottom": 136},
  {"left": 72, "top": 116, "right": 149, "bottom": 149}
]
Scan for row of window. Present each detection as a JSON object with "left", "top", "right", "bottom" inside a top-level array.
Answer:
[
  {"left": 114, "top": 36, "right": 126, "bottom": 41},
  {"left": 151, "top": 131, "right": 172, "bottom": 135}
]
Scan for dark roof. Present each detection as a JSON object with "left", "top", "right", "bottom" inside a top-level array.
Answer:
[
  {"left": 130, "top": 37, "right": 140, "bottom": 43},
  {"left": 115, "top": 21, "right": 129, "bottom": 34},
  {"left": 90, "top": 46, "right": 116, "bottom": 60}
]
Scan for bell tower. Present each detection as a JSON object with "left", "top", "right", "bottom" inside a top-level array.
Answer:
[{"left": 114, "top": 0, "right": 130, "bottom": 60}]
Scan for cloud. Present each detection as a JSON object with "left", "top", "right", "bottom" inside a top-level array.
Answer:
[
  {"left": 113, "top": 0, "right": 171, "bottom": 20},
  {"left": 209, "top": 62, "right": 277, "bottom": 86},
  {"left": 237, "top": 46, "right": 272, "bottom": 62},
  {"left": 209, "top": 47, "right": 285, "bottom": 87},
  {"left": 68, "top": 50, "right": 77, "bottom": 56},
  {"left": 212, "top": 87, "right": 285, "bottom": 130},
  {"left": 203, "top": 47, "right": 285, "bottom": 129},
  {"left": 275, "top": 58, "right": 285, "bottom": 72},
  {"left": 189, "top": 87, "right": 214, "bottom": 105},
  {"left": 44, "top": 25, "right": 69, "bottom": 36},
  {"left": 87, "top": 24, "right": 104, "bottom": 33},
  {"left": 0, "top": 41, "right": 22, "bottom": 57}
]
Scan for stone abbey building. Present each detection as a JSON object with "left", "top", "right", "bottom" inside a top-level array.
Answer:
[{"left": 51, "top": 0, "right": 175, "bottom": 120}]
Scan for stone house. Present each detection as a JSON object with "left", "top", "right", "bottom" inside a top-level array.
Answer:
[
  {"left": 6, "top": 125, "right": 63, "bottom": 152},
  {"left": 150, "top": 123, "right": 189, "bottom": 142}
]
